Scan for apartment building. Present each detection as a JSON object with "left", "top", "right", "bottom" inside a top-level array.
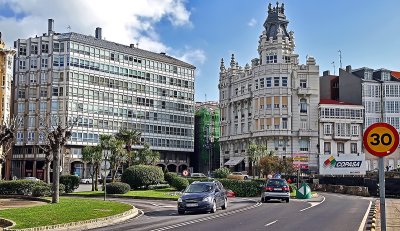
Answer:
[
  {"left": 0, "top": 33, "right": 16, "bottom": 180},
  {"left": 11, "top": 19, "right": 195, "bottom": 179},
  {"left": 219, "top": 3, "right": 320, "bottom": 173}
]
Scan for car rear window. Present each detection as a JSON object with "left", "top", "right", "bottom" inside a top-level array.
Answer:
[{"left": 267, "top": 179, "right": 286, "bottom": 186}]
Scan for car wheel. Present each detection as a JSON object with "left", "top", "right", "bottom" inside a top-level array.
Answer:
[
  {"left": 86, "top": 181, "right": 89, "bottom": 184},
  {"left": 178, "top": 210, "right": 185, "bottom": 215},
  {"left": 221, "top": 198, "right": 227, "bottom": 210},
  {"left": 261, "top": 197, "right": 265, "bottom": 203},
  {"left": 286, "top": 198, "right": 290, "bottom": 203},
  {"left": 210, "top": 200, "right": 217, "bottom": 213},
  {"left": 244, "top": 176, "right": 248, "bottom": 180}
]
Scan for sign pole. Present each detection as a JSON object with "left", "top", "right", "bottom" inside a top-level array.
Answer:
[{"left": 378, "top": 157, "right": 386, "bottom": 231}]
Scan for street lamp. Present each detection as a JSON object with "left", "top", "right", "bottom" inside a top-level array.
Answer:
[{"left": 204, "top": 125, "right": 214, "bottom": 176}]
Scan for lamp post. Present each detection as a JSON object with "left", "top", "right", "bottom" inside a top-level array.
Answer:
[{"left": 204, "top": 125, "right": 214, "bottom": 176}]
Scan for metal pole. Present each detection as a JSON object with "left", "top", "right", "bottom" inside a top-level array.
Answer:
[
  {"left": 103, "top": 152, "right": 107, "bottom": 201},
  {"left": 379, "top": 157, "right": 386, "bottom": 230}
]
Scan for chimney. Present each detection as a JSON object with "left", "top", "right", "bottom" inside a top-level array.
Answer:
[
  {"left": 0, "top": 32, "right": 2, "bottom": 40},
  {"left": 95, "top": 27, "right": 102, "bottom": 39},
  {"left": 160, "top": 52, "right": 166, "bottom": 55},
  {"left": 345, "top": 65, "right": 352, "bottom": 73},
  {"left": 48, "top": 19, "right": 54, "bottom": 35},
  {"left": 129, "top": 44, "right": 135, "bottom": 48},
  {"left": 323, "top": 70, "right": 330, "bottom": 76}
]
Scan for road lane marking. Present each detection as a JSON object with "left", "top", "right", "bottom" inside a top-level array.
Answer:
[
  {"left": 299, "top": 196, "right": 326, "bottom": 212},
  {"left": 358, "top": 200, "right": 372, "bottom": 231},
  {"left": 264, "top": 220, "right": 278, "bottom": 227},
  {"left": 150, "top": 202, "right": 262, "bottom": 231}
]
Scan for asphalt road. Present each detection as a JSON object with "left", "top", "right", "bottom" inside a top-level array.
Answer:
[
  {"left": 169, "top": 193, "right": 372, "bottom": 231},
  {"left": 89, "top": 193, "right": 371, "bottom": 231},
  {"left": 90, "top": 197, "right": 259, "bottom": 231}
]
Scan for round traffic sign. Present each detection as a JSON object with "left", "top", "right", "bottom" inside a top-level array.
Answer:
[
  {"left": 363, "top": 123, "right": 399, "bottom": 157},
  {"left": 182, "top": 170, "right": 189, "bottom": 177}
]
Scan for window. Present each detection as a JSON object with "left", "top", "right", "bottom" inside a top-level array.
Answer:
[
  {"left": 300, "top": 98, "right": 307, "bottom": 113},
  {"left": 255, "top": 79, "right": 258, "bottom": 89},
  {"left": 324, "top": 142, "right": 331, "bottom": 154},
  {"left": 351, "top": 125, "right": 359, "bottom": 136},
  {"left": 337, "top": 142, "right": 344, "bottom": 154},
  {"left": 300, "top": 79, "right": 307, "bottom": 88},
  {"left": 260, "top": 78, "right": 264, "bottom": 88},
  {"left": 30, "top": 58, "right": 38, "bottom": 68},
  {"left": 266, "top": 54, "right": 277, "bottom": 64},
  {"left": 41, "top": 58, "right": 48, "bottom": 68},
  {"left": 31, "top": 44, "right": 38, "bottom": 55},
  {"left": 27, "top": 131, "right": 35, "bottom": 142},
  {"left": 17, "top": 132, "right": 24, "bottom": 142},
  {"left": 18, "top": 103, "right": 24, "bottom": 113},
  {"left": 19, "top": 45, "right": 27, "bottom": 56},
  {"left": 41, "top": 43, "right": 49, "bottom": 53},
  {"left": 274, "top": 77, "right": 280, "bottom": 86},
  {"left": 39, "top": 102, "right": 47, "bottom": 111},
  {"left": 18, "top": 90, "right": 25, "bottom": 98},
  {"left": 282, "top": 118, "right": 288, "bottom": 129},
  {"left": 29, "top": 102, "right": 36, "bottom": 112},
  {"left": 19, "top": 60, "right": 26, "bottom": 69},
  {"left": 350, "top": 143, "right": 357, "bottom": 154},
  {"left": 266, "top": 77, "right": 272, "bottom": 87},
  {"left": 324, "top": 123, "right": 332, "bottom": 135},
  {"left": 28, "top": 116, "right": 35, "bottom": 127},
  {"left": 282, "top": 77, "right": 288, "bottom": 87},
  {"left": 299, "top": 140, "right": 309, "bottom": 152}
]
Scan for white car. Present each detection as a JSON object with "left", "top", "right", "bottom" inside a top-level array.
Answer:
[
  {"left": 23, "top": 177, "right": 41, "bottom": 182},
  {"left": 190, "top": 173, "right": 207, "bottom": 178},
  {"left": 80, "top": 177, "right": 101, "bottom": 184}
]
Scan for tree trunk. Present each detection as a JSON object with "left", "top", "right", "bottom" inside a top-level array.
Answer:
[
  {"left": 45, "top": 161, "right": 51, "bottom": 184},
  {"left": 52, "top": 148, "right": 60, "bottom": 203},
  {"left": 0, "top": 163, "right": 3, "bottom": 180},
  {"left": 94, "top": 165, "right": 99, "bottom": 191},
  {"left": 91, "top": 172, "right": 95, "bottom": 191}
]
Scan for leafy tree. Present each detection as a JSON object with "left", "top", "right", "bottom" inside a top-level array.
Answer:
[
  {"left": 248, "top": 142, "right": 271, "bottom": 178},
  {"left": 259, "top": 155, "right": 279, "bottom": 177},
  {"left": 213, "top": 167, "right": 231, "bottom": 178},
  {"left": 0, "top": 121, "right": 15, "bottom": 180},
  {"left": 82, "top": 145, "right": 102, "bottom": 191},
  {"left": 136, "top": 143, "right": 160, "bottom": 165},
  {"left": 276, "top": 157, "right": 295, "bottom": 176},
  {"left": 115, "top": 129, "right": 141, "bottom": 167}
]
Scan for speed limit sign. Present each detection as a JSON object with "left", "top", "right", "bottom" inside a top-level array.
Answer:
[{"left": 363, "top": 122, "right": 399, "bottom": 157}]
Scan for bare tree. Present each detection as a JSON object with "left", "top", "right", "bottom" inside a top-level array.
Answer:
[
  {"left": 38, "top": 142, "right": 52, "bottom": 184},
  {"left": 40, "top": 115, "right": 76, "bottom": 203},
  {"left": 0, "top": 119, "right": 16, "bottom": 180}
]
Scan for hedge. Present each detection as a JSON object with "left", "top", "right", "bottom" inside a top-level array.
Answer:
[
  {"left": 60, "top": 175, "right": 80, "bottom": 193},
  {"left": 170, "top": 177, "right": 189, "bottom": 191},
  {"left": 0, "top": 180, "right": 65, "bottom": 196},
  {"left": 218, "top": 179, "right": 261, "bottom": 197},
  {"left": 104, "top": 182, "right": 131, "bottom": 194},
  {"left": 122, "top": 165, "right": 164, "bottom": 189},
  {"left": 164, "top": 172, "right": 178, "bottom": 185},
  {"left": 213, "top": 167, "right": 231, "bottom": 178}
]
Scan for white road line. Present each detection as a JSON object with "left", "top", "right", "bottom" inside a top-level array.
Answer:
[
  {"left": 299, "top": 196, "right": 326, "bottom": 212},
  {"left": 358, "top": 200, "right": 372, "bottom": 231},
  {"left": 265, "top": 220, "right": 278, "bottom": 227}
]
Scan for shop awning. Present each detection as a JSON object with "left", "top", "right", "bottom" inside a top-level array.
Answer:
[{"left": 224, "top": 157, "right": 244, "bottom": 166}]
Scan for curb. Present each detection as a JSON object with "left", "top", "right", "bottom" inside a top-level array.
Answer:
[
  {"left": 365, "top": 200, "right": 378, "bottom": 231},
  {"left": 2, "top": 204, "right": 138, "bottom": 231},
  {"left": 68, "top": 193, "right": 178, "bottom": 201}
]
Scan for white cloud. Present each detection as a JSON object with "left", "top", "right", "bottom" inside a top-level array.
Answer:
[
  {"left": 176, "top": 48, "right": 206, "bottom": 65},
  {"left": 0, "top": 0, "right": 192, "bottom": 53},
  {"left": 248, "top": 18, "right": 257, "bottom": 27}
]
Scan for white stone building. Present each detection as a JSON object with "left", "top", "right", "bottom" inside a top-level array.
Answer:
[
  {"left": 318, "top": 99, "right": 364, "bottom": 156},
  {"left": 11, "top": 19, "right": 195, "bottom": 179},
  {"left": 218, "top": 3, "right": 320, "bottom": 173}
]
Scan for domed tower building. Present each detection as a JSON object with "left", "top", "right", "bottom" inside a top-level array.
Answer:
[{"left": 219, "top": 2, "right": 320, "bottom": 174}]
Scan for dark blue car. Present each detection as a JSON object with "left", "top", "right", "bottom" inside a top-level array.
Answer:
[{"left": 177, "top": 181, "right": 227, "bottom": 215}]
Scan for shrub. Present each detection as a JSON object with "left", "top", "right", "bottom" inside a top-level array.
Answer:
[
  {"left": 164, "top": 172, "right": 178, "bottom": 185},
  {"left": 0, "top": 180, "right": 46, "bottom": 195},
  {"left": 104, "top": 182, "right": 131, "bottom": 194},
  {"left": 32, "top": 185, "right": 52, "bottom": 197},
  {"left": 122, "top": 165, "right": 164, "bottom": 189},
  {"left": 213, "top": 167, "right": 231, "bottom": 179},
  {"left": 218, "top": 179, "right": 261, "bottom": 197},
  {"left": 59, "top": 175, "right": 80, "bottom": 193},
  {"left": 170, "top": 177, "right": 189, "bottom": 191}
]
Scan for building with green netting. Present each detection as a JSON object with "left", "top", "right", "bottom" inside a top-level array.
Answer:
[{"left": 194, "top": 102, "right": 220, "bottom": 174}]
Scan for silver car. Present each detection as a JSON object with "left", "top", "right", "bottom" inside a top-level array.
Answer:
[{"left": 261, "top": 178, "right": 290, "bottom": 203}]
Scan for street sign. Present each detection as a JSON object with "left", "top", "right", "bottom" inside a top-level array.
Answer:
[
  {"left": 296, "top": 182, "right": 311, "bottom": 199},
  {"left": 363, "top": 122, "right": 399, "bottom": 157},
  {"left": 101, "top": 160, "right": 111, "bottom": 177},
  {"left": 182, "top": 170, "right": 189, "bottom": 177}
]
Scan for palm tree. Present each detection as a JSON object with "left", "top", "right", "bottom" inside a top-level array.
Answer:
[
  {"left": 109, "top": 138, "right": 128, "bottom": 182},
  {"left": 82, "top": 145, "right": 102, "bottom": 191},
  {"left": 115, "top": 129, "right": 141, "bottom": 167}
]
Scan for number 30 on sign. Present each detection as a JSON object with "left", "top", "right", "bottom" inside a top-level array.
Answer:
[{"left": 363, "top": 123, "right": 399, "bottom": 157}]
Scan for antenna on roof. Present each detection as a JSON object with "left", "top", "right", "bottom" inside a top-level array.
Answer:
[
  {"left": 205, "top": 93, "right": 207, "bottom": 102},
  {"left": 338, "top": 50, "right": 342, "bottom": 69},
  {"left": 136, "top": 42, "right": 139, "bottom": 48},
  {"left": 67, "top": 25, "right": 71, "bottom": 32},
  {"left": 331, "top": 61, "right": 336, "bottom": 75}
]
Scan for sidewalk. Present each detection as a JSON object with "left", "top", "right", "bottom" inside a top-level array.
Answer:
[{"left": 376, "top": 199, "right": 400, "bottom": 231}]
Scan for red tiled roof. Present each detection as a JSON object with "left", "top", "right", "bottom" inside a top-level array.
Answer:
[
  {"left": 319, "top": 99, "right": 356, "bottom": 105},
  {"left": 391, "top": 71, "right": 400, "bottom": 80}
]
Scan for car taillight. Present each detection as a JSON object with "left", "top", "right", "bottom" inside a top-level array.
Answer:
[
  {"left": 282, "top": 186, "right": 289, "bottom": 191},
  {"left": 264, "top": 186, "right": 274, "bottom": 191}
]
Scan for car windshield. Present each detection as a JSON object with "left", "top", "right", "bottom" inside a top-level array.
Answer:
[
  {"left": 185, "top": 184, "right": 214, "bottom": 193},
  {"left": 267, "top": 179, "right": 286, "bottom": 186}
]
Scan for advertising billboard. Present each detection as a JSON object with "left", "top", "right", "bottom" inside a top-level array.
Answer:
[{"left": 319, "top": 154, "right": 366, "bottom": 175}]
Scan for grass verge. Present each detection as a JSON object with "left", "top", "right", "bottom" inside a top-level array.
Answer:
[
  {"left": 71, "top": 188, "right": 180, "bottom": 200},
  {"left": 0, "top": 197, "right": 132, "bottom": 229}
]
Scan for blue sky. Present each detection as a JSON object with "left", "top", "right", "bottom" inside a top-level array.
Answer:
[{"left": 1, "top": 0, "right": 400, "bottom": 102}]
